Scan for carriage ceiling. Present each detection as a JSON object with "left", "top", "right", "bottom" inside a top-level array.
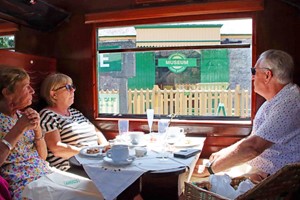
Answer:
[{"left": 0, "top": 0, "right": 299, "bottom": 32}]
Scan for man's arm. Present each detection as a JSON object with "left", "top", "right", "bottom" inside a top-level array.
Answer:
[{"left": 196, "top": 135, "right": 273, "bottom": 177}]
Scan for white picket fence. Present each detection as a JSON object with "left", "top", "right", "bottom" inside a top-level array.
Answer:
[{"left": 99, "top": 84, "right": 250, "bottom": 117}]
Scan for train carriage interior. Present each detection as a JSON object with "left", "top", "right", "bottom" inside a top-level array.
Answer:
[{"left": 0, "top": 0, "right": 300, "bottom": 199}]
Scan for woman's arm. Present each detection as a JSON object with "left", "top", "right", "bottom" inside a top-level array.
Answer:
[
  {"left": 33, "top": 126, "right": 47, "bottom": 160},
  {"left": 0, "top": 122, "right": 26, "bottom": 166},
  {"left": 0, "top": 108, "right": 48, "bottom": 165},
  {"left": 45, "top": 130, "right": 81, "bottom": 159},
  {"left": 22, "top": 108, "right": 48, "bottom": 160}
]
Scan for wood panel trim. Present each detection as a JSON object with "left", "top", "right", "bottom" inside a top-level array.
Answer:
[
  {"left": 0, "top": 50, "right": 56, "bottom": 67},
  {"left": 85, "top": 0, "right": 264, "bottom": 24},
  {"left": 135, "top": 0, "right": 186, "bottom": 5},
  {"left": 0, "top": 22, "right": 18, "bottom": 34}
]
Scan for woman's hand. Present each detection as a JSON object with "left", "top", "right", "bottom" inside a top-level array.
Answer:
[{"left": 17, "top": 108, "right": 40, "bottom": 131}]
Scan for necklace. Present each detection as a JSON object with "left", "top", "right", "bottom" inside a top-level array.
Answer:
[{"left": 48, "top": 107, "right": 70, "bottom": 117}]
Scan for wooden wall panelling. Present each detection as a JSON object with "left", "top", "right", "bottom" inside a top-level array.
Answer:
[
  {"left": 0, "top": 22, "right": 18, "bottom": 34},
  {"left": 52, "top": 14, "right": 96, "bottom": 120},
  {"left": 15, "top": 14, "right": 97, "bottom": 119},
  {"left": 0, "top": 50, "right": 56, "bottom": 110},
  {"left": 256, "top": 0, "right": 300, "bottom": 86},
  {"left": 85, "top": 0, "right": 264, "bottom": 24}
]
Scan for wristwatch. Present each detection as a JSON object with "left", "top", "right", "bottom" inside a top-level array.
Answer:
[{"left": 205, "top": 160, "right": 215, "bottom": 175}]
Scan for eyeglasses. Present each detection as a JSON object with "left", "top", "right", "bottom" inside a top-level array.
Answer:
[
  {"left": 54, "top": 84, "right": 76, "bottom": 91},
  {"left": 251, "top": 67, "right": 271, "bottom": 75}
]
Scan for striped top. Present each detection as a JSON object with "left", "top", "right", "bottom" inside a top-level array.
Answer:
[{"left": 40, "top": 107, "right": 99, "bottom": 171}]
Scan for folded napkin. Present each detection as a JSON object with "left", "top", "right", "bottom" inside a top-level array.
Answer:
[
  {"left": 22, "top": 170, "right": 103, "bottom": 200},
  {"left": 83, "top": 163, "right": 146, "bottom": 200}
]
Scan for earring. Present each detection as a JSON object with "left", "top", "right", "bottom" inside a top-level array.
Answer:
[{"left": 9, "top": 102, "right": 14, "bottom": 109}]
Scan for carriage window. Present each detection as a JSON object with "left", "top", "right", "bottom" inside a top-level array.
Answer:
[
  {"left": 0, "top": 35, "right": 14, "bottom": 49},
  {"left": 96, "top": 19, "right": 252, "bottom": 120}
]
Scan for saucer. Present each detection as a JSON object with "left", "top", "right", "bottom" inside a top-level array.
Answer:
[
  {"left": 128, "top": 142, "right": 147, "bottom": 148},
  {"left": 103, "top": 156, "right": 135, "bottom": 166}
]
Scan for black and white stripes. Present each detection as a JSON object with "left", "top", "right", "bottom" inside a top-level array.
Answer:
[{"left": 40, "top": 107, "right": 98, "bottom": 170}]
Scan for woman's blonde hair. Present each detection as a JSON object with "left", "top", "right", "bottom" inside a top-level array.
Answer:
[
  {"left": 0, "top": 66, "right": 29, "bottom": 100},
  {"left": 40, "top": 73, "right": 72, "bottom": 106}
]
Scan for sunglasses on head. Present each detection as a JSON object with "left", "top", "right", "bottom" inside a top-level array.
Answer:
[
  {"left": 54, "top": 84, "right": 76, "bottom": 91},
  {"left": 251, "top": 67, "right": 271, "bottom": 76}
]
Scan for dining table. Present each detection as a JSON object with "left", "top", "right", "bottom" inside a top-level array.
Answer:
[{"left": 67, "top": 135, "right": 206, "bottom": 200}]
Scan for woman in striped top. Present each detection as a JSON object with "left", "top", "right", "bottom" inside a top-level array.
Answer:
[{"left": 39, "top": 73, "right": 108, "bottom": 171}]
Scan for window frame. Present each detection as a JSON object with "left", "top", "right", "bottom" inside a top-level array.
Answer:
[
  {"left": 89, "top": 0, "right": 263, "bottom": 124},
  {"left": 0, "top": 22, "right": 17, "bottom": 50}
]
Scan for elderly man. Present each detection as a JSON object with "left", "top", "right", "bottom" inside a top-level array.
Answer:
[{"left": 196, "top": 49, "right": 300, "bottom": 182}]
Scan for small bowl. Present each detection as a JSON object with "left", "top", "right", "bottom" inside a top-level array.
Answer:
[
  {"left": 128, "top": 131, "right": 144, "bottom": 145},
  {"left": 135, "top": 147, "right": 147, "bottom": 157}
]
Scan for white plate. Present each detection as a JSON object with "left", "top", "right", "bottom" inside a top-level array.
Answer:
[
  {"left": 174, "top": 140, "right": 199, "bottom": 148},
  {"left": 80, "top": 145, "right": 106, "bottom": 157},
  {"left": 103, "top": 156, "right": 135, "bottom": 166}
]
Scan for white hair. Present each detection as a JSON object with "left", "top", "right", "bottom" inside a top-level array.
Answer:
[{"left": 258, "top": 49, "right": 294, "bottom": 84}]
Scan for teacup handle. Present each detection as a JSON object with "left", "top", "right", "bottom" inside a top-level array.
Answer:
[{"left": 106, "top": 149, "right": 112, "bottom": 158}]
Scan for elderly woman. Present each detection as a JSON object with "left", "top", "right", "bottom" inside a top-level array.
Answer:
[
  {"left": 39, "top": 73, "right": 108, "bottom": 171},
  {"left": 0, "top": 67, "right": 52, "bottom": 200}
]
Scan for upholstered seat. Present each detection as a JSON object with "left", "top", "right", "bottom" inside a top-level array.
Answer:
[{"left": 0, "top": 176, "right": 11, "bottom": 200}]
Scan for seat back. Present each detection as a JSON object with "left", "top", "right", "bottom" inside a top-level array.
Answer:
[
  {"left": 237, "top": 163, "right": 300, "bottom": 200},
  {"left": 0, "top": 50, "right": 56, "bottom": 111}
]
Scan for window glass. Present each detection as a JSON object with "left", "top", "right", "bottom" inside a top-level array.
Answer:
[
  {"left": 96, "top": 19, "right": 252, "bottom": 119},
  {"left": 0, "top": 35, "right": 15, "bottom": 49}
]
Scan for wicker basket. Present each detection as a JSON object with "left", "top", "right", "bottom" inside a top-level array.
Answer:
[
  {"left": 185, "top": 163, "right": 300, "bottom": 200},
  {"left": 185, "top": 182, "right": 229, "bottom": 200},
  {"left": 185, "top": 176, "right": 246, "bottom": 200}
]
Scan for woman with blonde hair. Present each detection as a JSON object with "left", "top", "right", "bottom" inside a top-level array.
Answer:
[{"left": 40, "top": 73, "right": 108, "bottom": 171}]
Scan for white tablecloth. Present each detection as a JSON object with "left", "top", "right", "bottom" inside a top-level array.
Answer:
[{"left": 74, "top": 137, "right": 205, "bottom": 200}]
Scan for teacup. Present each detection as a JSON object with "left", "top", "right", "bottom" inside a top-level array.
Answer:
[
  {"left": 166, "top": 127, "right": 185, "bottom": 143},
  {"left": 128, "top": 131, "right": 144, "bottom": 145},
  {"left": 106, "top": 144, "right": 129, "bottom": 163}
]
